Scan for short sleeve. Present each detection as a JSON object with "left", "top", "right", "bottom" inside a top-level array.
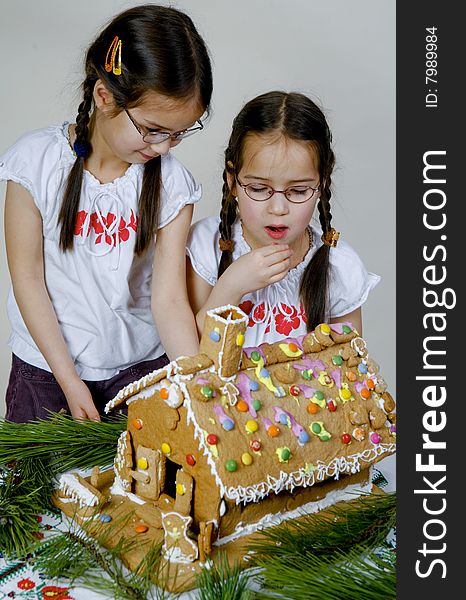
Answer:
[
  {"left": 0, "top": 132, "right": 40, "bottom": 208},
  {"left": 158, "top": 154, "right": 202, "bottom": 228},
  {"left": 186, "top": 216, "right": 221, "bottom": 286},
  {"left": 327, "top": 238, "right": 381, "bottom": 317}
]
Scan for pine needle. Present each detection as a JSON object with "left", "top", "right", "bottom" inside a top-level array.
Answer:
[
  {"left": 248, "top": 492, "right": 396, "bottom": 560},
  {"left": 254, "top": 547, "right": 396, "bottom": 600},
  {"left": 0, "top": 412, "right": 126, "bottom": 471},
  {"left": 196, "top": 553, "right": 257, "bottom": 600}
]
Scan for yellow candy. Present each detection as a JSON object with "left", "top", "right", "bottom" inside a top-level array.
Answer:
[
  {"left": 236, "top": 333, "right": 245, "bottom": 347},
  {"left": 137, "top": 457, "right": 148, "bottom": 470},
  {"left": 321, "top": 324, "right": 331, "bottom": 334},
  {"left": 176, "top": 483, "right": 185, "bottom": 496},
  {"left": 245, "top": 419, "right": 259, "bottom": 433},
  {"left": 340, "top": 388, "right": 352, "bottom": 400},
  {"left": 161, "top": 443, "right": 171, "bottom": 455},
  {"left": 241, "top": 452, "right": 253, "bottom": 466}
]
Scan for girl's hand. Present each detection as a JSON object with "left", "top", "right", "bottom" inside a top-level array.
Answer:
[
  {"left": 222, "top": 244, "right": 292, "bottom": 297},
  {"left": 61, "top": 377, "right": 101, "bottom": 421}
]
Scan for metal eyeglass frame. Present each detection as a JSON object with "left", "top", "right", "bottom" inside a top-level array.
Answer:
[
  {"left": 125, "top": 109, "right": 204, "bottom": 144},
  {"left": 235, "top": 175, "right": 320, "bottom": 204}
]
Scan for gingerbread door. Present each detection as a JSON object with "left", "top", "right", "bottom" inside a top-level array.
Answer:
[{"left": 134, "top": 445, "right": 166, "bottom": 500}]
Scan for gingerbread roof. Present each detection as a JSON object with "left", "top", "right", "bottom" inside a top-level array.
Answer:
[{"left": 105, "top": 305, "right": 396, "bottom": 505}]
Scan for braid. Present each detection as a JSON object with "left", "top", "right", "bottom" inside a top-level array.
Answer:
[
  {"left": 299, "top": 146, "right": 336, "bottom": 330},
  {"left": 58, "top": 77, "right": 95, "bottom": 251},
  {"left": 218, "top": 167, "right": 237, "bottom": 278}
]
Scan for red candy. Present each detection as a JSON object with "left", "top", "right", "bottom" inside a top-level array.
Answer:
[
  {"left": 186, "top": 454, "right": 196, "bottom": 466},
  {"left": 289, "top": 385, "right": 300, "bottom": 397},
  {"left": 250, "top": 440, "right": 262, "bottom": 452},
  {"left": 341, "top": 433, "right": 351, "bottom": 444},
  {"left": 327, "top": 400, "right": 337, "bottom": 412},
  {"left": 207, "top": 434, "right": 218, "bottom": 445}
]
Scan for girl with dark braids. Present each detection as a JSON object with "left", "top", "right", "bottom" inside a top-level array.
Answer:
[
  {"left": 187, "top": 91, "right": 379, "bottom": 346},
  {"left": 1, "top": 5, "right": 212, "bottom": 422}
]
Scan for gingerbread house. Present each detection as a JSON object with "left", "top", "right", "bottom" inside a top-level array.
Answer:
[{"left": 80, "top": 304, "right": 395, "bottom": 564}]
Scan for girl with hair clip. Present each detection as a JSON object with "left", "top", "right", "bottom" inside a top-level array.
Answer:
[
  {"left": 1, "top": 4, "right": 212, "bottom": 422},
  {"left": 187, "top": 91, "right": 379, "bottom": 345}
]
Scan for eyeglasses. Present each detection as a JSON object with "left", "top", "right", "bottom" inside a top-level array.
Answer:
[
  {"left": 235, "top": 176, "right": 320, "bottom": 204},
  {"left": 125, "top": 109, "right": 204, "bottom": 144}
]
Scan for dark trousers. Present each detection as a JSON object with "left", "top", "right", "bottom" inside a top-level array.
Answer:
[{"left": 5, "top": 353, "right": 169, "bottom": 423}]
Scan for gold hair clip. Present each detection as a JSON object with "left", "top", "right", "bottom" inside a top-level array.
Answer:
[
  {"left": 321, "top": 227, "right": 340, "bottom": 248},
  {"left": 105, "top": 36, "right": 122, "bottom": 75},
  {"left": 219, "top": 239, "right": 235, "bottom": 252}
]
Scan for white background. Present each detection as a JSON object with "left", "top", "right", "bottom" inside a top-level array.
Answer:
[{"left": 0, "top": 0, "right": 395, "bottom": 418}]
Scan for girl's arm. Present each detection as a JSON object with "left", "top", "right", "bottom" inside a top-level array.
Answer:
[
  {"left": 151, "top": 204, "right": 200, "bottom": 359},
  {"left": 187, "top": 244, "right": 292, "bottom": 336},
  {"left": 4, "top": 181, "right": 100, "bottom": 421},
  {"left": 330, "top": 307, "right": 362, "bottom": 336}
]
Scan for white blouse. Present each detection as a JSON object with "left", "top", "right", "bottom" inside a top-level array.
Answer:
[
  {"left": 187, "top": 216, "right": 380, "bottom": 346},
  {"left": 0, "top": 123, "right": 201, "bottom": 379}
]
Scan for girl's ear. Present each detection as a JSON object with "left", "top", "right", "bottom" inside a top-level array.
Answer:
[
  {"left": 226, "top": 160, "right": 236, "bottom": 195},
  {"left": 93, "top": 79, "right": 115, "bottom": 113}
]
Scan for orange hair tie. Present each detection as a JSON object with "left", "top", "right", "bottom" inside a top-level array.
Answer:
[
  {"left": 105, "top": 36, "right": 122, "bottom": 75},
  {"left": 219, "top": 239, "right": 235, "bottom": 252},
  {"left": 321, "top": 228, "right": 340, "bottom": 248}
]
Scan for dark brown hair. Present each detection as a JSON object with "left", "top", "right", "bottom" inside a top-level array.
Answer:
[
  {"left": 59, "top": 4, "right": 212, "bottom": 254},
  {"left": 218, "top": 91, "right": 335, "bottom": 330}
]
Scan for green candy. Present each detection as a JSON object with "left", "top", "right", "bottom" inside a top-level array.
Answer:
[
  {"left": 252, "top": 399, "right": 262, "bottom": 411},
  {"left": 302, "top": 370, "right": 312, "bottom": 380},
  {"left": 281, "top": 448, "right": 291, "bottom": 461},
  {"left": 314, "top": 391, "right": 325, "bottom": 401},
  {"left": 332, "top": 355, "right": 343, "bottom": 366},
  {"left": 251, "top": 351, "right": 261, "bottom": 362},
  {"left": 225, "top": 459, "right": 238, "bottom": 472},
  {"left": 201, "top": 385, "right": 213, "bottom": 398},
  {"left": 342, "top": 325, "right": 352, "bottom": 334},
  {"left": 311, "top": 422, "right": 322, "bottom": 434}
]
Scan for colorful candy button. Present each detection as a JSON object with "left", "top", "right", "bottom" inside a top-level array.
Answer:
[
  {"left": 276, "top": 447, "right": 291, "bottom": 462},
  {"left": 222, "top": 418, "right": 235, "bottom": 431},
  {"left": 236, "top": 333, "right": 245, "bottom": 346},
  {"left": 186, "top": 454, "right": 196, "bottom": 466},
  {"left": 241, "top": 453, "right": 253, "bottom": 466},
  {"left": 207, "top": 434, "right": 218, "bottom": 445},
  {"left": 137, "top": 457, "right": 148, "bottom": 470},
  {"left": 302, "top": 369, "right": 313, "bottom": 380},
  {"left": 289, "top": 385, "right": 300, "bottom": 397},
  {"left": 358, "top": 363, "right": 368, "bottom": 374},
  {"left": 353, "top": 427, "right": 366, "bottom": 442},
  {"left": 252, "top": 399, "right": 262, "bottom": 411},
  {"left": 160, "top": 387, "right": 169, "bottom": 400},
  {"left": 250, "top": 440, "right": 262, "bottom": 452},
  {"left": 361, "top": 388, "right": 371, "bottom": 399},
  {"left": 237, "top": 400, "right": 249, "bottom": 412},
  {"left": 267, "top": 425, "right": 280, "bottom": 438},
  {"left": 366, "top": 379, "right": 375, "bottom": 390},
  {"left": 321, "top": 324, "right": 331, "bottom": 334},
  {"left": 176, "top": 483, "right": 185, "bottom": 496},
  {"left": 249, "top": 380, "right": 260, "bottom": 391},
  {"left": 341, "top": 433, "right": 351, "bottom": 444},
  {"left": 342, "top": 325, "right": 352, "bottom": 334},
  {"left": 251, "top": 351, "right": 261, "bottom": 362},
  {"left": 135, "top": 524, "right": 149, "bottom": 533},
  {"left": 100, "top": 513, "right": 112, "bottom": 523},
  {"left": 209, "top": 329, "right": 221, "bottom": 342},
  {"left": 332, "top": 355, "right": 343, "bottom": 366},
  {"left": 226, "top": 459, "right": 238, "bottom": 472},
  {"left": 370, "top": 432, "right": 381, "bottom": 444},
  {"left": 346, "top": 371, "right": 357, "bottom": 382},
  {"left": 132, "top": 418, "right": 143, "bottom": 430},
  {"left": 161, "top": 443, "right": 171, "bottom": 455},
  {"left": 245, "top": 420, "right": 259, "bottom": 433},
  {"left": 307, "top": 402, "right": 319, "bottom": 414},
  {"left": 201, "top": 385, "right": 214, "bottom": 398},
  {"left": 327, "top": 400, "right": 337, "bottom": 412}
]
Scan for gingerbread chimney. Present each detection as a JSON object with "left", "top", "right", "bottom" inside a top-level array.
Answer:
[{"left": 199, "top": 305, "right": 248, "bottom": 378}]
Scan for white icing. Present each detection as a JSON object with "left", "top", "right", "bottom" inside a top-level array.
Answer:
[
  {"left": 114, "top": 432, "right": 131, "bottom": 492},
  {"left": 163, "top": 546, "right": 194, "bottom": 564},
  {"left": 109, "top": 476, "right": 146, "bottom": 505},
  {"left": 223, "top": 443, "right": 395, "bottom": 504},
  {"left": 58, "top": 473, "right": 100, "bottom": 508},
  {"left": 219, "top": 500, "right": 226, "bottom": 517},
  {"left": 215, "top": 474, "right": 374, "bottom": 546}
]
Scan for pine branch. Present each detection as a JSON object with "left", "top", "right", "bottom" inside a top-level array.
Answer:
[
  {"left": 248, "top": 492, "right": 396, "bottom": 561},
  {"left": 254, "top": 547, "right": 396, "bottom": 600},
  {"left": 0, "top": 413, "right": 126, "bottom": 471},
  {"left": 196, "top": 553, "right": 257, "bottom": 600},
  {"left": 0, "top": 458, "right": 55, "bottom": 557}
]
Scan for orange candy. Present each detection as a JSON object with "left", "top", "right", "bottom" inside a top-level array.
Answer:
[
  {"left": 132, "top": 418, "right": 143, "bottom": 430},
  {"left": 135, "top": 524, "right": 149, "bottom": 533},
  {"left": 346, "top": 371, "right": 357, "bottom": 382},
  {"left": 361, "top": 388, "right": 371, "bottom": 399},
  {"left": 160, "top": 387, "right": 169, "bottom": 400},
  {"left": 268, "top": 425, "right": 280, "bottom": 438},
  {"left": 237, "top": 400, "right": 249, "bottom": 412},
  {"left": 288, "top": 342, "right": 298, "bottom": 353},
  {"left": 366, "top": 379, "right": 375, "bottom": 390},
  {"left": 307, "top": 402, "right": 319, "bottom": 414}
]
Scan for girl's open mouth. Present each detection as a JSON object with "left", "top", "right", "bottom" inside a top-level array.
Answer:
[{"left": 265, "top": 225, "right": 288, "bottom": 239}]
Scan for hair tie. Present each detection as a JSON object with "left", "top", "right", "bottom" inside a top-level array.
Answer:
[
  {"left": 321, "top": 227, "right": 340, "bottom": 248},
  {"left": 105, "top": 35, "right": 122, "bottom": 75},
  {"left": 73, "top": 140, "right": 91, "bottom": 159},
  {"left": 219, "top": 239, "right": 235, "bottom": 252}
]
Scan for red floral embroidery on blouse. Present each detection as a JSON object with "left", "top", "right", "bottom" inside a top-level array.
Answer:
[
  {"left": 74, "top": 210, "right": 137, "bottom": 247},
  {"left": 17, "top": 579, "right": 35, "bottom": 590},
  {"left": 274, "top": 304, "right": 302, "bottom": 336},
  {"left": 40, "top": 586, "right": 73, "bottom": 600}
]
